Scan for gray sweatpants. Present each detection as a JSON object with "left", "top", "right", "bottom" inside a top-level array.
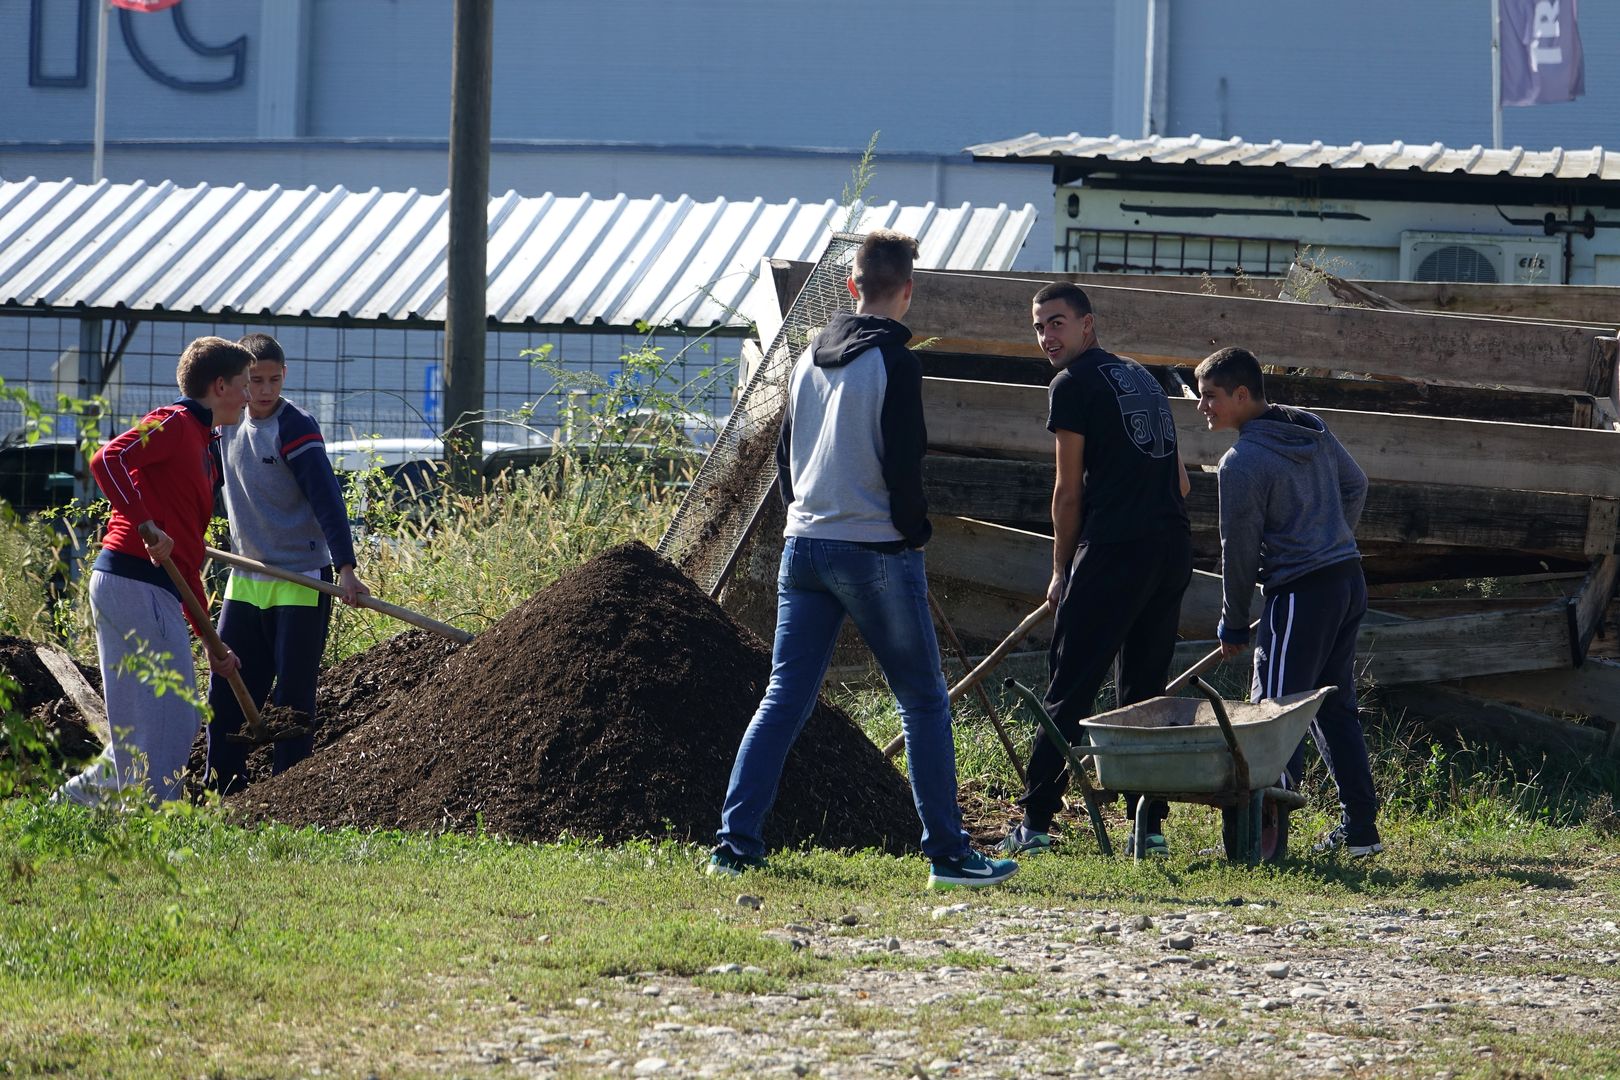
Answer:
[{"left": 57, "top": 570, "right": 203, "bottom": 806}]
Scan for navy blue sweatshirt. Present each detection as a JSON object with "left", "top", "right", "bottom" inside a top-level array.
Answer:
[
  {"left": 1216, "top": 404, "right": 1367, "bottom": 643},
  {"left": 775, "top": 312, "right": 931, "bottom": 548}
]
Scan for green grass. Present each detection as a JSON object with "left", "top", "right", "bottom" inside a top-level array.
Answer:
[
  {"left": 4, "top": 394, "right": 1620, "bottom": 1076},
  {"left": 1, "top": 794, "right": 1617, "bottom": 1078}
]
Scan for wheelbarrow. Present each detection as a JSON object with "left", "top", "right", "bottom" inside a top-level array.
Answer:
[{"left": 1003, "top": 677, "right": 1330, "bottom": 864}]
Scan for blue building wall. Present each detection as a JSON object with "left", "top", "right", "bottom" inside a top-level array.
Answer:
[{"left": 9, "top": 1, "right": 1614, "bottom": 154}]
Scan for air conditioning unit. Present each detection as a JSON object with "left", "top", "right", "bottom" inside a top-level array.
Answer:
[{"left": 1398, "top": 231, "right": 1564, "bottom": 285}]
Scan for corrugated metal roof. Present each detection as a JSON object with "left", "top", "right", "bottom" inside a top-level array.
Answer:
[
  {"left": 0, "top": 178, "right": 1037, "bottom": 328},
  {"left": 968, "top": 133, "right": 1620, "bottom": 182}
]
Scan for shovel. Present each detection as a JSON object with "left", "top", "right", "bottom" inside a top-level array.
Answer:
[
  {"left": 157, "top": 555, "right": 305, "bottom": 745},
  {"left": 881, "top": 600, "right": 1052, "bottom": 760},
  {"left": 1165, "top": 618, "right": 1262, "bottom": 695},
  {"left": 205, "top": 546, "right": 473, "bottom": 644}
]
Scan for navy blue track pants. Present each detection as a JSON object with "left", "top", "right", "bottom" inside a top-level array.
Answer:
[{"left": 1251, "top": 558, "right": 1379, "bottom": 832}]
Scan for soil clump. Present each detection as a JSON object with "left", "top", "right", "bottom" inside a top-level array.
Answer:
[
  {"left": 0, "top": 635, "right": 101, "bottom": 769},
  {"left": 235, "top": 543, "right": 917, "bottom": 852}
]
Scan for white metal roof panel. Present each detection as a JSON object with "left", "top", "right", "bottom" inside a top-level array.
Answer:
[
  {"left": 0, "top": 178, "right": 1037, "bottom": 328},
  {"left": 968, "top": 132, "right": 1620, "bottom": 183}
]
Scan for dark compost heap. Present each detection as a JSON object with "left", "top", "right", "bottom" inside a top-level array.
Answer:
[{"left": 235, "top": 542, "right": 917, "bottom": 852}]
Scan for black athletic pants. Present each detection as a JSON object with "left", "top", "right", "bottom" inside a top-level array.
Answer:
[
  {"left": 1253, "top": 558, "right": 1378, "bottom": 833},
  {"left": 1019, "top": 527, "right": 1193, "bottom": 833},
  {"left": 204, "top": 567, "right": 333, "bottom": 793}
]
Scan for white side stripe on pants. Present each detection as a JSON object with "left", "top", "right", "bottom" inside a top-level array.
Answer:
[{"left": 1266, "top": 593, "right": 1297, "bottom": 700}]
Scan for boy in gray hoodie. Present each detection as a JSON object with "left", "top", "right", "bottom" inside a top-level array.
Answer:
[{"left": 1195, "top": 347, "right": 1381, "bottom": 856}]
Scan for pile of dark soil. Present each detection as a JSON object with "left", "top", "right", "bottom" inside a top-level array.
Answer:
[
  {"left": 235, "top": 543, "right": 917, "bottom": 852},
  {"left": 0, "top": 635, "right": 102, "bottom": 769}
]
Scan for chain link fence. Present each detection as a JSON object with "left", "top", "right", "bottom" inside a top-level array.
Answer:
[{"left": 0, "top": 310, "right": 741, "bottom": 515}]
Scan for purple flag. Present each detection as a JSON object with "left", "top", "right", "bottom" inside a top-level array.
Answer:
[{"left": 1501, "top": 0, "right": 1586, "bottom": 106}]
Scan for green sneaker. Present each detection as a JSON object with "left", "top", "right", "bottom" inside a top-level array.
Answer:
[
  {"left": 927, "top": 850, "right": 1019, "bottom": 890},
  {"left": 996, "top": 824, "right": 1053, "bottom": 856},
  {"left": 1125, "top": 833, "right": 1170, "bottom": 858},
  {"left": 705, "top": 847, "right": 767, "bottom": 878}
]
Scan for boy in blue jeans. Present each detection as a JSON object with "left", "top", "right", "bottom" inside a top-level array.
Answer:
[
  {"left": 1195, "top": 346, "right": 1381, "bottom": 856},
  {"left": 204, "top": 332, "right": 370, "bottom": 791},
  {"left": 709, "top": 230, "right": 1017, "bottom": 890}
]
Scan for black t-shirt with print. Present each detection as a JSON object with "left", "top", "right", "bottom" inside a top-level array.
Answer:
[{"left": 1046, "top": 347, "right": 1189, "bottom": 543}]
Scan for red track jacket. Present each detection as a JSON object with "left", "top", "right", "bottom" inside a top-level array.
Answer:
[{"left": 90, "top": 398, "right": 220, "bottom": 634}]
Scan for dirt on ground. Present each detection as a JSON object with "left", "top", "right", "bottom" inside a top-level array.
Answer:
[
  {"left": 182, "top": 628, "right": 463, "bottom": 792},
  {"left": 232, "top": 542, "right": 918, "bottom": 852},
  {"left": 0, "top": 634, "right": 101, "bottom": 768}
]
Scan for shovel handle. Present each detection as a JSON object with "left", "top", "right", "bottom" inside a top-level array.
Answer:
[
  {"left": 157, "top": 555, "right": 265, "bottom": 740},
  {"left": 1165, "top": 618, "right": 1263, "bottom": 696},
  {"left": 882, "top": 600, "right": 1053, "bottom": 759},
  {"left": 205, "top": 546, "right": 473, "bottom": 644}
]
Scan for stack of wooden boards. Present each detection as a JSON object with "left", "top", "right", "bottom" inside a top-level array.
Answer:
[{"left": 735, "top": 261, "right": 1620, "bottom": 761}]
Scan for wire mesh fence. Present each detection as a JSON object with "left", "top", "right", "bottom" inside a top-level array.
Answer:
[
  {"left": 0, "top": 310, "right": 741, "bottom": 515},
  {"left": 656, "top": 233, "right": 861, "bottom": 595}
]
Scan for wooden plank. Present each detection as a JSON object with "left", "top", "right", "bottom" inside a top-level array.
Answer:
[
  {"left": 939, "top": 268, "right": 1620, "bottom": 330},
  {"left": 1575, "top": 555, "right": 1620, "bottom": 659},
  {"left": 922, "top": 457, "right": 1617, "bottom": 559},
  {"left": 925, "top": 516, "right": 1241, "bottom": 640},
  {"left": 1356, "top": 604, "right": 1571, "bottom": 685},
  {"left": 922, "top": 379, "right": 1620, "bottom": 498},
  {"left": 33, "top": 645, "right": 109, "bottom": 745},
  {"left": 927, "top": 516, "right": 1571, "bottom": 684},
  {"left": 894, "top": 267, "right": 1616, "bottom": 393},
  {"left": 1382, "top": 684, "right": 1614, "bottom": 760},
  {"left": 1450, "top": 657, "right": 1620, "bottom": 721},
  {"left": 917, "top": 351, "right": 1593, "bottom": 426},
  {"left": 1359, "top": 550, "right": 1589, "bottom": 586}
]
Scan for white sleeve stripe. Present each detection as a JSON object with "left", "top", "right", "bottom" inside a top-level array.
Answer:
[{"left": 108, "top": 408, "right": 183, "bottom": 508}]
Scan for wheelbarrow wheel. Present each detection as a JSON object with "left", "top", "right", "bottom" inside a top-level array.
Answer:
[{"left": 1222, "top": 796, "right": 1290, "bottom": 864}]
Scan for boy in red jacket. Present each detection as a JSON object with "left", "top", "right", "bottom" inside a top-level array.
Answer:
[{"left": 57, "top": 336, "right": 252, "bottom": 806}]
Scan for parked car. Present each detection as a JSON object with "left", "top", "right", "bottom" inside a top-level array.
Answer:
[{"left": 0, "top": 434, "right": 82, "bottom": 515}]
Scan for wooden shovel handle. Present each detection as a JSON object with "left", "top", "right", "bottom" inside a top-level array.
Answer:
[
  {"left": 156, "top": 555, "right": 265, "bottom": 739},
  {"left": 882, "top": 600, "right": 1053, "bottom": 759},
  {"left": 205, "top": 546, "right": 473, "bottom": 644}
]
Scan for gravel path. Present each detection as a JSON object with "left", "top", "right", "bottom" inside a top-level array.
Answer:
[{"left": 451, "top": 881, "right": 1620, "bottom": 1077}]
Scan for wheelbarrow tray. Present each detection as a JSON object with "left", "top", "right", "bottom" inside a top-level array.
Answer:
[{"left": 1078, "top": 688, "right": 1332, "bottom": 794}]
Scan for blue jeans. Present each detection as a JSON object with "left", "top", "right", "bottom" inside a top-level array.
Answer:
[{"left": 716, "top": 536, "right": 971, "bottom": 861}]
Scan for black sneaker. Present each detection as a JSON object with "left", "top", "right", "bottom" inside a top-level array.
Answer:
[
  {"left": 705, "top": 846, "right": 767, "bottom": 877},
  {"left": 1312, "top": 823, "right": 1383, "bottom": 857}
]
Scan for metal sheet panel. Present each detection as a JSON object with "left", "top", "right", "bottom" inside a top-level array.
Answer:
[
  {"left": 968, "top": 132, "right": 1620, "bottom": 183},
  {"left": 0, "top": 178, "right": 1037, "bottom": 328}
]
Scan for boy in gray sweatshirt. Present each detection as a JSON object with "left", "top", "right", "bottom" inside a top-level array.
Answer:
[
  {"left": 205, "top": 332, "right": 370, "bottom": 790},
  {"left": 1195, "top": 347, "right": 1381, "bottom": 856}
]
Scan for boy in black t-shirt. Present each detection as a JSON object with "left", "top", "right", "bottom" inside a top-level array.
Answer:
[{"left": 999, "top": 282, "right": 1193, "bottom": 859}]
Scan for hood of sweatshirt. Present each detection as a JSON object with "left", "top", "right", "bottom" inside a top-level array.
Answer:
[
  {"left": 1238, "top": 404, "right": 1330, "bottom": 465},
  {"left": 812, "top": 312, "right": 911, "bottom": 368}
]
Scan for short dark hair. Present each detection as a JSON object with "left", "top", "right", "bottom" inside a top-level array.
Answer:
[
  {"left": 852, "top": 229, "right": 918, "bottom": 300},
  {"left": 237, "top": 332, "right": 285, "bottom": 365},
  {"left": 1195, "top": 347, "right": 1267, "bottom": 400},
  {"left": 176, "top": 336, "right": 253, "bottom": 398},
  {"left": 1032, "top": 281, "right": 1092, "bottom": 318}
]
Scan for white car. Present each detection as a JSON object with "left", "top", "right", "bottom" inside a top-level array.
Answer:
[{"left": 324, "top": 436, "right": 530, "bottom": 473}]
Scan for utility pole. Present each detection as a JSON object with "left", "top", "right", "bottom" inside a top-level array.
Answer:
[{"left": 444, "top": 0, "right": 493, "bottom": 492}]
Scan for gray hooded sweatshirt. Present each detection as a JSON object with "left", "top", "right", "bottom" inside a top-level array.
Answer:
[{"left": 1216, "top": 404, "right": 1367, "bottom": 643}]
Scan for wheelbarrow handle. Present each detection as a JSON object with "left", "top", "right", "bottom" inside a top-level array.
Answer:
[
  {"left": 157, "top": 555, "right": 267, "bottom": 741},
  {"left": 205, "top": 546, "right": 473, "bottom": 643}
]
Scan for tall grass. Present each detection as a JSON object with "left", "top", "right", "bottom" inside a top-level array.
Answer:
[{"left": 323, "top": 453, "right": 682, "bottom": 664}]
